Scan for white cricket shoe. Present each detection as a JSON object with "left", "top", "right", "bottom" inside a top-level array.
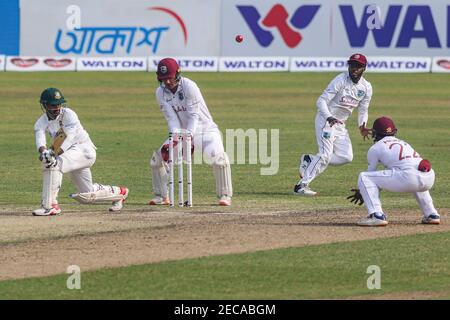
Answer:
[
  {"left": 109, "top": 187, "right": 129, "bottom": 212},
  {"left": 357, "top": 212, "right": 388, "bottom": 227},
  {"left": 218, "top": 196, "right": 232, "bottom": 206},
  {"left": 32, "top": 204, "right": 61, "bottom": 216},
  {"left": 299, "top": 154, "right": 313, "bottom": 178},
  {"left": 148, "top": 195, "right": 170, "bottom": 205},
  {"left": 422, "top": 214, "right": 440, "bottom": 225},
  {"left": 293, "top": 182, "right": 317, "bottom": 196}
]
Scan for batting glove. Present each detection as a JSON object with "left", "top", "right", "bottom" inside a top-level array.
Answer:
[{"left": 40, "top": 149, "right": 57, "bottom": 168}]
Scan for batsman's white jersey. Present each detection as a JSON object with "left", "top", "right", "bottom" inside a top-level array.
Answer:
[
  {"left": 34, "top": 107, "right": 96, "bottom": 177},
  {"left": 301, "top": 72, "right": 373, "bottom": 185},
  {"left": 358, "top": 136, "right": 438, "bottom": 216}
]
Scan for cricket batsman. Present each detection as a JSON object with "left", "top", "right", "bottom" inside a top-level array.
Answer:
[
  {"left": 33, "top": 88, "right": 129, "bottom": 216},
  {"left": 149, "top": 58, "right": 233, "bottom": 206}
]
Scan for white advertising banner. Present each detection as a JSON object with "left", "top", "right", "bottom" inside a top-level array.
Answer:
[
  {"left": 221, "top": 0, "right": 450, "bottom": 57},
  {"left": 219, "top": 57, "right": 289, "bottom": 72},
  {"left": 366, "top": 57, "right": 431, "bottom": 73},
  {"left": 0, "top": 55, "right": 5, "bottom": 71},
  {"left": 20, "top": 0, "right": 221, "bottom": 57},
  {"left": 290, "top": 57, "right": 348, "bottom": 72},
  {"left": 5, "top": 56, "right": 76, "bottom": 71},
  {"left": 148, "top": 57, "right": 219, "bottom": 72},
  {"left": 77, "top": 57, "right": 147, "bottom": 71},
  {"left": 431, "top": 57, "right": 450, "bottom": 73},
  {"left": 290, "top": 56, "right": 432, "bottom": 72}
]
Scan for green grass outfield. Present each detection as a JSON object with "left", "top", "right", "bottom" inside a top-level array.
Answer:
[
  {"left": 1, "top": 231, "right": 450, "bottom": 299},
  {"left": 0, "top": 72, "right": 449, "bottom": 209},
  {"left": 0, "top": 72, "right": 449, "bottom": 299}
]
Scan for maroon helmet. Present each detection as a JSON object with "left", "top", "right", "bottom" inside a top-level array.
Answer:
[
  {"left": 156, "top": 58, "right": 181, "bottom": 81},
  {"left": 372, "top": 117, "right": 397, "bottom": 137},
  {"left": 348, "top": 53, "right": 367, "bottom": 67}
]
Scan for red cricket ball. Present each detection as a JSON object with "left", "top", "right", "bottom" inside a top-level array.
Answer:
[{"left": 235, "top": 35, "right": 243, "bottom": 43}]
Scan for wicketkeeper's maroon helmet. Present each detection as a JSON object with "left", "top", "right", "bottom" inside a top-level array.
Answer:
[
  {"left": 156, "top": 58, "right": 181, "bottom": 81},
  {"left": 372, "top": 117, "right": 397, "bottom": 137}
]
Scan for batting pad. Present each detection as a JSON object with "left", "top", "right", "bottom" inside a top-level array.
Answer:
[
  {"left": 213, "top": 152, "right": 233, "bottom": 197},
  {"left": 70, "top": 184, "right": 124, "bottom": 204},
  {"left": 150, "top": 151, "right": 168, "bottom": 198},
  {"left": 70, "top": 190, "right": 124, "bottom": 204},
  {"left": 42, "top": 166, "right": 62, "bottom": 209}
]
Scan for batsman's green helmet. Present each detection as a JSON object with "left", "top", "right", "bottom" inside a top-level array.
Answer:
[{"left": 40, "top": 88, "right": 66, "bottom": 106}]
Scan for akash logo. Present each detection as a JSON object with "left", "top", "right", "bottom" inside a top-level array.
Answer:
[
  {"left": 55, "top": 6, "right": 188, "bottom": 56},
  {"left": 237, "top": 4, "right": 320, "bottom": 48}
]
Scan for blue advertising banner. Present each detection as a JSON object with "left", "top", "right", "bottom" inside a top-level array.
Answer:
[{"left": 0, "top": 0, "right": 20, "bottom": 55}]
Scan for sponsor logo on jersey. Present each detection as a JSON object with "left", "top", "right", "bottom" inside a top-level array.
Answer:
[{"left": 340, "top": 96, "right": 359, "bottom": 106}]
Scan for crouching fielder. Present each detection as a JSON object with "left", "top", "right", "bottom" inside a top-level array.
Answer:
[
  {"left": 348, "top": 117, "right": 440, "bottom": 226},
  {"left": 149, "top": 58, "right": 232, "bottom": 206},
  {"left": 32, "top": 88, "right": 129, "bottom": 216}
]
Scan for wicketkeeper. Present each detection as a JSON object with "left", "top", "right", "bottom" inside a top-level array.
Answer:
[
  {"left": 32, "top": 88, "right": 129, "bottom": 216},
  {"left": 149, "top": 58, "right": 233, "bottom": 206}
]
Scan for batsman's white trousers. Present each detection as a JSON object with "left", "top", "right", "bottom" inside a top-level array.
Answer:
[
  {"left": 301, "top": 114, "right": 353, "bottom": 185},
  {"left": 59, "top": 141, "right": 97, "bottom": 193},
  {"left": 358, "top": 168, "right": 438, "bottom": 216}
]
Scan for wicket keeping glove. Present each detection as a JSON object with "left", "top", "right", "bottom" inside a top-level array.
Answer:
[
  {"left": 359, "top": 122, "right": 372, "bottom": 141},
  {"left": 347, "top": 188, "right": 364, "bottom": 206},
  {"left": 327, "top": 116, "right": 343, "bottom": 127}
]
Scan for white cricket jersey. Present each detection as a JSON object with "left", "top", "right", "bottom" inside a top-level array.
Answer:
[
  {"left": 156, "top": 77, "right": 218, "bottom": 134},
  {"left": 316, "top": 72, "right": 372, "bottom": 126},
  {"left": 367, "top": 137, "right": 423, "bottom": 171},
  {"left": 34, "top": 107, "right": 93, "bottom": 152}
]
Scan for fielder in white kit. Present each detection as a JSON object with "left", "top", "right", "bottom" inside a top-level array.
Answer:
[
  {"left": 149, "top": 58, "right": 233, "bottom": 206},
  {"left": 348, "top": 116, "right": 440, "bottom": 226},
  {"left": 294, "top": 54, "right": 373, "bottom": 196},
  {"left": 32, "top": 88, "right": 129, "bottom": 216}
]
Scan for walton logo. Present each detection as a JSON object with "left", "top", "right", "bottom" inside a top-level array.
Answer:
[{"left": 237, "top": 4, "right": 320, "bottom": 48}]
